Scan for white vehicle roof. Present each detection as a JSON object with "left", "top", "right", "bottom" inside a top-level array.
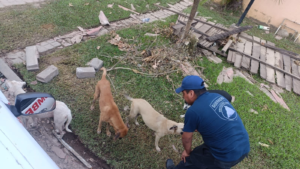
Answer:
[{"left": 0, "top": 91, "right": 59, "bottom": 169}]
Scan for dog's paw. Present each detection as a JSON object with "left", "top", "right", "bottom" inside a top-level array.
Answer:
[
  {"left": 156, "top": 147, "right": 161, "bottom": 152},
  {"left": 106, "top": 131, "right": 111, "bottom": 137},
  {"left": 90, "top": 105, "right": 94, "bottom": 111},
  {"left": 97, "top": 130, "right": 101, "bottom": 134}
]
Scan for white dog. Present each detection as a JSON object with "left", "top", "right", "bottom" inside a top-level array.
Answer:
[
  {"left": 4, "top": 79, "right": 72, "bottom": 137},
  {"left": 124, "top": 95, "right": 184, "bottom": 152},
  {"left": 23, "top": 100, "right": 72, "bottom": 137},
  {"left": 5, "top": 80, "right": 26, "bottom": 97}
]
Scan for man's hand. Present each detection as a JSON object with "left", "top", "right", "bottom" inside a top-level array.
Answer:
[
  {"left": 181, "top": 150, "right": 190, "bottom": 163},
  {"left": 181, "top": 132, "right": 193, "bottom": 163}
]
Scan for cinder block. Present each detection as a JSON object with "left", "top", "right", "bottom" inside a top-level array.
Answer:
[
  {"left": 25, "top": 46, "right": 39, "bottom": 70},
  {"left": 86, "top": 58, "right": 103, "bottom": 71},
  {"left": 36, "top": 65, "right": 59, "bottom": 83},
  {"left": 76, "top": 67, "right": 95, "bottom": 79}
]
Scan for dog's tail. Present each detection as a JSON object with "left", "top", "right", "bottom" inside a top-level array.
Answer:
[
  {"left": 65, "top": 111, "right": 72, "bottom": 133},
  {"left": 100, "top": 67, "right": 107, "bottom": 79},
  {"left": 124, "top": 94, "right": 133, "bottom": 101}
]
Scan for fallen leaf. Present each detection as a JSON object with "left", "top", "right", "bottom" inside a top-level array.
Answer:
[
  {"left": 152, "top": 61, "right": 157, "bottom": 69},
  {"left": 107, "top": 3, "right": 114, "bottom": 8},
  {"left": 69, "top": 3, "right": 73, "bottom": 7},
  {"left": 97, "top": 46, "right": 100, "bottom": 50},
  {"left": 294, "top": 60, "right": 300, "bottom": 66},
  {"left": 262, "top": 104, "right": 268, "bottom": 111},
  {"left": 268, "top": 139, "right": 274, "bottom": 145},
  {"left": 258, "top": 142, "right": 269, "bottom": 148},
  {"left": 84, "top": 3, "right": 89, "bottom": 6}
]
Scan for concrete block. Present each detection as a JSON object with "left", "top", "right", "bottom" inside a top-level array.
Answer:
[
  {"left": 36, "top": 65, "right": 59, "bottom": 83},
  {"left": 25, "top": 46, "right": 39, "bottom": 70},
  {"left": 86, "top": 58, "right": 103, "bottom": 71},
  {"left": 76, "top": 67, "right": 95, "bottom": 79}
]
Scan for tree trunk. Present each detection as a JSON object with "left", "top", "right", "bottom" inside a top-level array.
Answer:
[{"left": 181, "top": 0, "right": 200, "bottom": 40}]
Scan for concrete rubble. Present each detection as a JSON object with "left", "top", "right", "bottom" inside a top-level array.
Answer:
[
  {"left": 36, "top": 65, "right": 59, "bottom": 83},
  {"left": 76, "top": 67, "right": 95, "bottom": 79},
  {"left": 4, "top": 50, "right": 26, "bottom": 65},
  {"left": 25, "top": 46, "right": 39, "bottom": 70},
  {"left": 86, "top": 58, "right": 103, "bottom": 71},
  {"left": 217, "top": 67, "right": 234, "bottom": 84}
]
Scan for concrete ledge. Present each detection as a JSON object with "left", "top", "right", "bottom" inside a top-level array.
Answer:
[{"left": 0, "top": 58, "right": 23, "bottom": 82}]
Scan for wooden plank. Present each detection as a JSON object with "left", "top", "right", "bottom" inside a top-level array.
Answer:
[
  {"left": 241, "top": 35, "right": 252, "bottom": 69},
  {"left": 229, "top": 47, "right": 300, "bottom": 81},
  {"left": 197, "top": 21, "right": 215, "bottom": 39},
  {"left": 282, "top": 54, "right": 292, "bottom": 91},
  {"left": 266, "top": 41, "right": 276, "bottom": 83},
  {"left": 260, "top": 39, "right": 267, "bottom": 79},
  {"left": 227, "top": 50, "right": 233, "bottom": 63},
  {"left": 234, "top": 38, "right": 246, "bottom": 68},
  {"left": 205, "top": 24, "right": 226, "bottom": 47},
  {"left": 291, "top": 59, "right": 300, "bottom": 95},
  {"left": 274, "top": 52, "right": 285, "bottom": 88},
  {"left": 250, "top": 36, "right": 261, "bottom": 74}
]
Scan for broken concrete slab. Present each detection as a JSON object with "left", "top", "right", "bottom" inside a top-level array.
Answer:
[
  {"left": 0, "top": 58, "right": 23, "bottom": 82},
  {"left": 86, "top": 58, "right": 103, "bottom": 71},
  {"left": 234, "top": 70, "right": 254, "bottom": 85},
  {"left": 217, "top": 67, "right": 234, "bottom": 84},
  {"left": 36, "top": 65, "right": 59, "bottom": 83},
  {"left": 99, "top": 11, "right": 110, "bottom": 25},
  {"left": 5, "top": 50, "right": 26, "bottom": 65},
  {"left": 76, "top": 67, "right": 95, "bottom": 79},
  {"left": 25, "top": 46, "right": 39, "bottom": 70},
  {"left": 270, "top": 89, "right": 290, "bottom": 111},
  {"left": 260, "top": 87, "right": 277, "bottom": 103}
]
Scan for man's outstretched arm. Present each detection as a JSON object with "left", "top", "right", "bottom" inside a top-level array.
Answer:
[{"left": 181, "top": 132, "right": 193, "bottom": 162}]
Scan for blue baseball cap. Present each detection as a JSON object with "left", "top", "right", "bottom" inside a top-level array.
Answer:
[{"left": 175, "top": 75, "right": 205, "bottom": 93}]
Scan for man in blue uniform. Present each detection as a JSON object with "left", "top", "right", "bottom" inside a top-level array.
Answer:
[{"left": 166, "top": 75, "right": 250, "bottom": 169}]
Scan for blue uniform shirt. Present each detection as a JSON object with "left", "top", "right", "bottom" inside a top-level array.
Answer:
[{"left": 183, "top": 92, "right": 250, "bottom": 162}]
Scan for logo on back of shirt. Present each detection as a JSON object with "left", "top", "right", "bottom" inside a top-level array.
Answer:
[{"left": 209, "top": 96, "right": 237, "bottom": 121}]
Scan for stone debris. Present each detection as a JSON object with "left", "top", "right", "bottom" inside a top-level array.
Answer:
[
  {"left": 270, "top": 89, "right": 290, "bottom": 111},
  {"left": 25, "top": 46, "right": 39, "bottom": 70},
  {"left": 5, "top": 50, "right": 26, "bottom": 65},
  {"left": 217, "top": 67, "right": 234, "bottom": 84},
  {"left": 99, "top": 11, "right": 110, "bottom": 26},
  {"left": 86, "top": 58, "right": 103, "bottom": 71},
  {"left": 36, "top": 65, "right": 59, "bottom": 83},
  {"left": 36, "top": 39, "right": 61, "bottom": 53},
  {"left": 76, "top": 67, "right": 95, "bottom": 79},
  {"left": 96, "top": 28, "right": 109, "bottom": 37},
  {"left": 260, "top": 86, "right": 277, "bottom": 103},
  {"left": 234, "top": 70, "right": 254, "bottom": 85}
]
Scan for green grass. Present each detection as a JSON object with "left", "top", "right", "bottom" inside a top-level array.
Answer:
[
  {"left": 0, "top": 0, "right": 180, "bottom": 52},
  {"left": 16, "top": 15, "right": 300, "bottom": 169}
]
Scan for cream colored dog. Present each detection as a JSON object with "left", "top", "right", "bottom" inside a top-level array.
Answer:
[{"left": 124, "top": 95, "right": 184, "bottom": 152}]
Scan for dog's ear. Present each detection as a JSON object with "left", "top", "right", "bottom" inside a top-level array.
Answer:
[
  {"left": 169, "top": 125, "right": 178, "bottom": 131},
  {"left": 114, "top": 132, "right": 121, "bottom": 140}
]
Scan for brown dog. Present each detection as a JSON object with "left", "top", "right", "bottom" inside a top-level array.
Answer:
[{"left": 90, "top": 67, "right": 128, "bottom": 140}]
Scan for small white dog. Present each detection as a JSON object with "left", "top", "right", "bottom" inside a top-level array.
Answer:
[
  {"left": 23, "top": 100, "right": 72, "bottom": 137},
  {"left": 5, "top": 80, "right": 26, "bottom": 97},
  {"left": 124, "top": 95, "right": 184, "bottom": 152},
  {"left": 4, "top": 79, "right": 72, "bottom": 137}
]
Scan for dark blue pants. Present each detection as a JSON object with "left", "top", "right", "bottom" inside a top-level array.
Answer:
[{"left": 171, "top": 144, "right": 248, "bottom": 169}]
